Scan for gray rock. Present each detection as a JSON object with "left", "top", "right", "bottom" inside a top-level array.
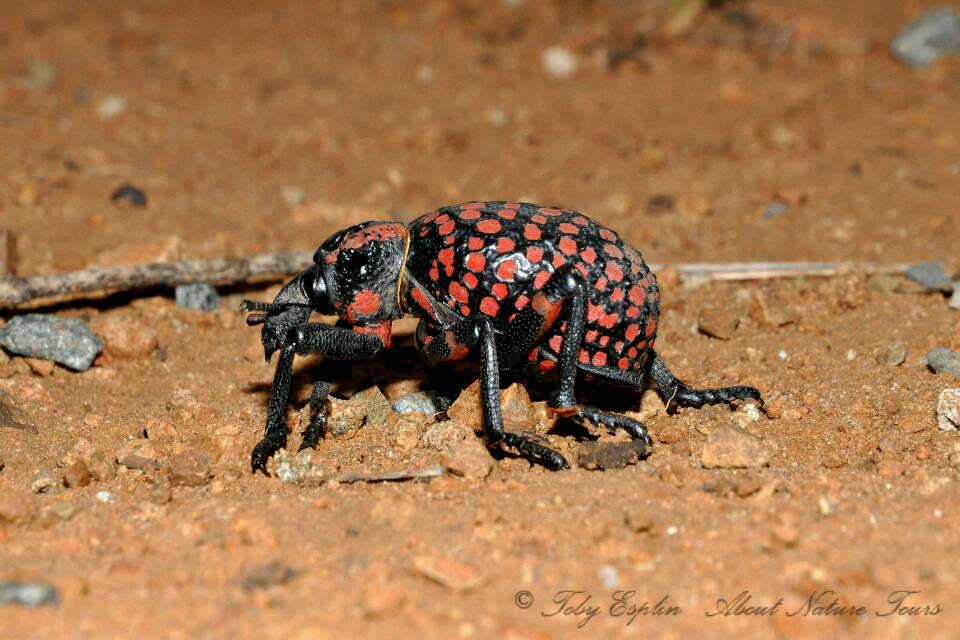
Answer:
[
  {"left": 891, "top": 8, "right": 960, "bottom": 67},
  {"left": 353, "top": 387, "right": 390, "bottom": 427},
  {"left": 392, "top": 391, "right": 441, "bottom": 415},
  {"left": 0, "top": 314, "right": 101, "bottom": 371},
  {"left": 0, "top": 582, "right": 59, "bottom": 607},
  {"left": 905, "top": 261, "right": 953, "bottom": 292},
  {"left": 927, "top": 347, "right": 960, "bottom": 375},
  {"left": 31, "top": 469, "right": 61, "bottom": 494},
  {"left": 174, "top": 282, "right": 220, "bottom": 311}
]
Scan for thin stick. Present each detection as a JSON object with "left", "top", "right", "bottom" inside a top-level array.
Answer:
[
  {"left": 0, "top": 254, "right": 913, "bottom": 309},
  {"left": 0, "top": 251, "right": 314, "bottom": 308},
  {"left": 297, "top": 465, "right": 446, "bottom": 486}
]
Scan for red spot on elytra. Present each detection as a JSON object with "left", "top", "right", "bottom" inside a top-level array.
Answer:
[
  {"left": 434, "top": 213, "right": 450, "bottom": 225},
  {"left": 599, "top": 335, "right": 610, "bottom": 347},
  {"left": 526, "top": 246, "right": 544, "bottom": 262},
  {"left": 552, "top": 253, "right": 566, "bottom": 268},
  {"left": 468, "top": 236, "right": 484, "bottom": 250},
  {"left": 496, "top": 259, "right": 517, "bottom": 281},
  {"left": 559, "top": 222, "right": 579, "bottom": 234},
  {"left": 464, "top": 272, "right": 479, "bottom": 289},
  {"left": 618, "top": 357, "right": 629, "bottom": 369},
  {"left": 578, "top": 349, "right": 591, "bottom": 364},
  {"left": 449, "top": 281, "right": 469, "bottom": 304},
  {"left": 539, "top": 359, "right": 556, "bottom": 373},
  {"left": 492, "top": 282, "right": 508, "bottom": 299},
  {"left": 595, "top": 276, "right": 608, "bottom": 291},
  {"left": 539, "top": 207, "right": 562, "bottom": 216},
  {"left": 515, "top": 294, "right": 529, "bottom": 309},
  {"left": 466, "top": 252, "right": 486, "bottom": 272},
  {"left": 496, "top": 237, "right": 516, "bottom": 253},
  {"left": 628, "top": 346, "right": 638, "bottom": 358},
  {"left": 599, "top": 313, "right": 617, "bottom": 329},
  {"left": 503, "top": 202, "right": 521, "bottom": 210},
  {"left": 581, "top": 246, "right": 597, "bottom": 264},
  {"left": 477, "top": 219, "right": 502, "bottom": 234},
  {"left": 628, "top": 286, "right": 645, "bottom": 305},
  {"left": 429, "top": 263, "right": 440, "bottom": 281},
  {"left": 585, "top": 330, "right": 598, "bottom": 342},
  {"left": 421, "top": 212, "right": 439, "bottom": 224},
  {"left": 572, "top": 216, "right": 589, "bottom": 226},
  {"left": 438, "top": 220, "right": 456, "bottom": 235},
  {"left": 599, "top": 228, "right": 616, "bottom": 241},
  {"left": 549, "top": 335, "right": 563, "bottom": 352},
  {"left": 411, "top": 287, "right": 436, "bottom": 319},
  {"left": 592, "top": 352, "right": 607, "bottom": 366},
  {"left": 626, "top": 307, "right": 641, "bottom": 319},
  {"left": 460, "top": 209, "right": 481, "bottom": 220},
  {"left": 646, "top": 317, "right": 658, "bottom": 336},
  {"left": 625, "top": 324, "right": 640, "bottom": 341},
  {"left": 498, "top": 208, "right": 516, "bottom": 220},
  {"left": 438, "top": 247, "right": 455, "bottom": 267},
  {"left": 604, "top": 262, "right": 624, "bottom": 282},
  {"left": 603, "top": 243, "right": 623, "bottom": 259},
  {"left": 610, "top": 287, "right": 624, "bottom": 302},
  {"left": 531, "top": 214, "right": 547, "bottom": 224},
  {"left": 480, "top": 296, "right": 499, "bottom": 316},
  {"left": 524, "top": 224, "right": 542, "bottom": 241},
  {"left": 533, "top": 271, "right": 551, "bottom": 289},
  {"left": 587, "top": 302, "right": 603, "bottom": 323},
  {"left": 558, "top": 236, "right": 578, "bottom": 255}
]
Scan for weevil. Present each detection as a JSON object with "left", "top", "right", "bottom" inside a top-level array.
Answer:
[{"left": 241, "top": 201, "right": 762, "bottom": 472}]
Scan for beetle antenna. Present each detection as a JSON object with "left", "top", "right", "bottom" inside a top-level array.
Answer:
[
  {"left": 239, "top": 300, "right": 310, "bottom": 313},
  {"left": 245, "top": 313, "right": 268, "bottom": 326}
]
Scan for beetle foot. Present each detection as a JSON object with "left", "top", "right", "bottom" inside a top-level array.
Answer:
[
  {"left": 566, "top": 404, "right": 653, "bottom": 449},
  {"left": 251, "top": 432, "right": 287, "bottom": 474},
  {"left": 499, "top": 432, "right": 570, "bottom": 470}
]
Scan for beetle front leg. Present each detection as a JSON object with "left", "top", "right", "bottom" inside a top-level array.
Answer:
[{"left": 251, "top": 322, "right": 388, "bottom": 474}]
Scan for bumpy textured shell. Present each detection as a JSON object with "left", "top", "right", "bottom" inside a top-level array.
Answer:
[{"left": 405, "top": 201, "right": 659, "bottom": 374}]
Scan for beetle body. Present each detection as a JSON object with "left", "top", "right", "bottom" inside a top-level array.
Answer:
[{"left": 243, "top": 201, "right": 762, "bottom": 472}]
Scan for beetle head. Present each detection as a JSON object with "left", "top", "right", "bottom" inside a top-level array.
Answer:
[{"left": 241, "top": 221, "right": 407, "bottom": 360}]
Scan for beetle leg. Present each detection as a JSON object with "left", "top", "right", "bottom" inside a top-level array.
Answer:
[
  {"left": 251, "top": 323, "right": 388, "bottom": 474},
  {"left": 477, "top": 319, "right": 569, "bottom": 470},
  {"left": 298, "top": 380, "right": 331, "bottom": 451},
  {"left": 649, "top": 352, "right": 763, "bottom": 413}
]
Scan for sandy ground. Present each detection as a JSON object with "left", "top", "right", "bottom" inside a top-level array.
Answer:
[{"left": 2, "top": 1, "right": 960, "bottom": 638}]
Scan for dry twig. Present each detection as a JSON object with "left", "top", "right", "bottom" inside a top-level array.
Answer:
[{"left": 0, "top": 254, "right": 911, "bottom": 309}]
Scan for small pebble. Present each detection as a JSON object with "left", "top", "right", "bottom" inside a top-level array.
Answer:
[
  {"left": 392, "top": 391, "right": 441, "bottom": 415},
  {"left": 31, "top": 469, "right": 61, "bottom": 494},
  {"left": 110, "top": 184, "right": 147, "bottom": 207},
  {"left": 763, "top": 201, "right": 788, "bottom": 218},
  {"left": 578, "top": 440, "right": 646, "bottom": 470},
  {"left": 167, "top": 449, "right": 212, "bottom": 487},
  {"left": 20, "top": 60, "right": 58, "bottom": 90},
  {"left": 443, "top": 438, "right": 494, "bottom": 479},
  {"left": 777, "top": 349, "right": 789, "bottom": 360},
  {"left": 353, "top": 387, "right": 391, "bottom": 427},
  {"left": 175, "top": 282, "right": 220, "bottom": 311},
  {"left": 411, "top": 556, "right": 485, "bottom": 591},
  {"left": 62, "top": 462, "right": 91, "bottom": 489},
  {"left": 96, "top": 95, "right": 127, "bottom": 120},
  {"left": 237, "top": 561, "right": 298, "bottom": 591},
  {"left": 0, "top": 582, "right": 59, "bottom": 607},
  {"left": 598, "top": 565, "right": 619, "bottom": 589},
  {"left": 875, "top": 341, "right": 907, "bottom": 367},
  {"left": 927, "top": 347, "right": 960, "bottom": 375},
  {"left": 938, "top": 388, "right": 960, "bottom": 432},
  {"left": 846, "top": 349, "right": 858, "bottom": 362},
  {"left": 700, "top": 423, "right": 770, "bottom": 469},
  {"left": 281, "top": 186, "right": 306, "bottom": 207},
  {"left": 96, "top": 491, "right": 113, "bottom": 503},
  {"left": 950, "top": 285, "right": 960, "bottom": 310},
  {"left": 891, "top": 8, "right": 960, "bottom": 67},
  {"left": 905, "top": 261, "right": 953, "bottom": 292},
  {"left": 542, "top": 46, "right": 578, "bottom": 79},
  {"left": 0, "top": 314, "right": 102, "bottom": 371},
  {"left": 325, "top": 396, "right": 367, "bottom": 438}
]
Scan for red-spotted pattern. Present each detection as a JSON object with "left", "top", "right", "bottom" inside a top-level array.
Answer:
[{"left": 405, "top": 201, "right": 659, "bottom": 375}]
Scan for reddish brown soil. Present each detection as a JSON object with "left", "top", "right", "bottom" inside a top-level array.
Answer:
[{"left": 2, "top": 1, "right": 960, "bottom": 638}]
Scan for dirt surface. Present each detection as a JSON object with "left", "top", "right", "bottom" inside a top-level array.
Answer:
[{"left": 2, "top": 1, "right": 960, "bottom": 638}]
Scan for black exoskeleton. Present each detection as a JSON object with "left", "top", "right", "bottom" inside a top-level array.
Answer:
[{"left": 242, "top": 201, "right": 763, "bottom": 473}]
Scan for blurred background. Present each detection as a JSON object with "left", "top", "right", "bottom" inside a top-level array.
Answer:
[{"left": 2, "top": 0, "right": 958, "bottom": 278}]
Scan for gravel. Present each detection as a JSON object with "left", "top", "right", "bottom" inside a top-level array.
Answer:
[
  {"left": 542, "top": 46, "right": 578, "bottom": 78},
  {"left": 110, "top": 184, "right": 147, "bottom": 207},
  {"left": 392, "top": 391, "right": 442, "bottom": 415},
  {"left": 0, "top": 582, "right": 59, "bottom": 607},
  {"left": 0, "top": 314, "right": 102, "bottom": 371},
  {"left": 175, "top": 282, "right": 220, "bottom": 311},
  {"left": 938, "top": 389, "right": 960, "bottom": 432},
  {"left": 31, "top": 469, "right": 61, "bottom": 494},
  {"left": 763, "top": 201, "right": 788, "bottom": 218},
  {"left": 905, "top": 261, "right": 953, "bottom": 292},
  {"left": 700, "top": 423, "right": 770, "bottom": 469},
  {"left": 891, "top": 8, "right": 960, "bottom": 67},
  {"left": 927, "top": 347, "right": 960, "bottom": 375},
  {"left": 20, "top": 60, "right": 58, "bottom": 90},
  {"left": 875, "top": 341, "right": 907, "bottom": 367}
]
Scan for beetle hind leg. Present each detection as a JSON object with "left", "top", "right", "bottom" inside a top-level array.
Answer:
[{"left": 649, "top": 351, "right": 763, "bottom": 412}]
